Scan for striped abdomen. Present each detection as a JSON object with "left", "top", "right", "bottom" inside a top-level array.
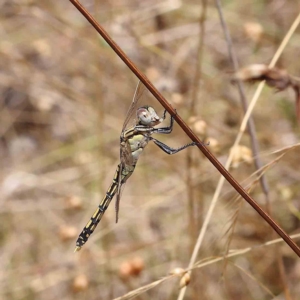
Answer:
[{"left": 75, "top": 164, "right": 134, "bottom": 251}]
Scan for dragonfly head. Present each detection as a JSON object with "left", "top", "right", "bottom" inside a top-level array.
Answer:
[{"left": 137, "top": 106, "right": 162, "bottom": 126}]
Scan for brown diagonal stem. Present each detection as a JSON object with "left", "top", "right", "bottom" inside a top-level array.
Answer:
[{"left": 69, "top": 0, "right": 300, "bottom": 257}]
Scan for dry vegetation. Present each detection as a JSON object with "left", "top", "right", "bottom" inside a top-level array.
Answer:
[{"left": 1, "top": 0, "right": 300, "bottom": 299}]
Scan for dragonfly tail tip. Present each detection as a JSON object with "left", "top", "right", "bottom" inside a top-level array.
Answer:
[{"left": 74, "top": 246, "right": 81, "bottom": 253}]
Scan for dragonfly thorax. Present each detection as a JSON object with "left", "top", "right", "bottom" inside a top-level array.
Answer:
[{"left": 137, "top": 106, "right": 163, "bottom": 127}]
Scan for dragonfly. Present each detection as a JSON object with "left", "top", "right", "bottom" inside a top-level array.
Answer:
[{"left": 75, "top": 81, "right": 198, "bottom": 252}]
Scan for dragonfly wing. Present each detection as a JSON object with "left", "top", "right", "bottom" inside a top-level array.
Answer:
[
  {"left": 120, "top": 139, "right": 134, "bottom": 167},
  {"left": 115, "top": 163, "right": 123, "bottom": 223},
  {"left": 115, "top": 80, "right": 144, "bottom": 223},
  {"left": 116, "top": 140, "right": 134, "bottom": 222},
  {"left": 122, "top": 81, "right": 146, "bottom": 132},
  {"left": 115, "top": 167, "right": 135, "bottom": 223}
]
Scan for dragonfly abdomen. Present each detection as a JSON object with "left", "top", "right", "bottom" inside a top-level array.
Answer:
[{"left": 75, "top": 164, "right": 126, "bottom": 251}]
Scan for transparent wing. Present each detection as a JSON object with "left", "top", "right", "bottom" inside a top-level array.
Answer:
[
  {"left": 122, "top": 80, "right": 146, "bottom": 132},
  {"left": 115, "top": 174, "right": 127, "bottom": 223},
  {"left": 115, "top": 162, "right": 134, "bottom": 223},
  {"left": 120, "top": 140, "right": 133, "bottom": 167},
  {"left": 115, "top": 163, "right": 123, "bottom": 223},
  {"left": 118, "top": 142, "right": 129, "bottom": 218},
  {"left": 120, "top": 80, "right": 146, "bottom": 168},
  {"left": 115, "top": 81, "right": 145, "bottom": 222}
]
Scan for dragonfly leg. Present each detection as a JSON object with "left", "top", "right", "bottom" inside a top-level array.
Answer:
[
  {"left": 153, "top": 111, "right": 175, "bottom": 134},
  {"left": 162, "top": 108, "right": 177, "bottom": 120},
  {"left": 162, "top": 109, "right": 167, "bottom": 120},
  {"left": 150, "top": 137, "right": 196, "bottom": 155}
]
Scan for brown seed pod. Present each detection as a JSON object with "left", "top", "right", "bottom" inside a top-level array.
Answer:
[
  {"left": 119, "top": 257, "right": 145, "bottom": 279},
  {"left": 243, "top": 22, "right": 263, "bottom": 43},
  {"left": 233, "top": 64, "right": 269, "bottom": 82},
  {"left": 130, "top": 256, "right": 145, "bottom": 276},
  {"left": 169, "top": 267, "right": 185, "bottom": 276},
  {"left": 231, "top": 145, "right": 253, "bottom": 168},
  {"left": 179, "top": 273, "right": 191, "bottom": 289},
  {"left": 205, "top": 137, "right": 220, "bottom": 154},
  {"left": 119, "top": 261, "right": 133, "bottom": 280},
  {"left": 72, "top": 274, "right": 89, "bottom": 292},
  {"left": 59, "top": 225, "right": 78, "bottom": 242},
  {"left": 171, "top": 93, "right": 183, "bottom": 105},
  {"left": 233, "top": 64, "right": 300, "bottom": 123},
  {"left": 188, "top": 116, "right": 207, "bottom": 137},
  {"left": 145, "top": 67, "right": 161, "bottom": 82},
  {"left": 65, "top": 195, "right": 83, "bottom": 210}
]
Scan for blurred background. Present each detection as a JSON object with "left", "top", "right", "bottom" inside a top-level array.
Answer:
[{"left": 1, "top": 0, "right": 300, "bottom": 299}]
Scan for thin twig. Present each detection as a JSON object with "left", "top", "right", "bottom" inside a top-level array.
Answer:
[
  {"left": 190, "top": 0, "right": 207, "bottom": 113},
  {"left": 186, "top": 1, "right": 208, "bottom": 298},
  {"left": 215, "top": 0, "right": 270, "bottom": 207},
  {"left": 69, "top": 0, "right": 300, "bottom": 258},
  {"left": 186, "top": 0, "right": 207, "bottom": 251}
]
